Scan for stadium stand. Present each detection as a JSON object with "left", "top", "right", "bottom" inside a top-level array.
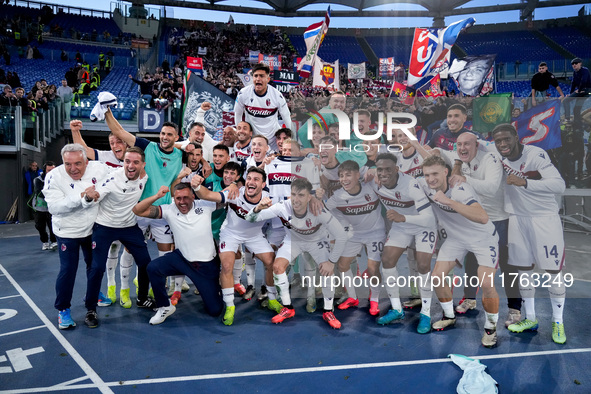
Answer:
[
  {"left": 365, "top": 34, "right": 414, "bottom": 62},
  {"left": 289, "top": 34, "right": 368, "bottom": 63},
  {"left": 541, "top": 26, "right": 591, "bottom": 59},
  {"left": 456, "top": 30, "right": 563, "bottom": 62}
]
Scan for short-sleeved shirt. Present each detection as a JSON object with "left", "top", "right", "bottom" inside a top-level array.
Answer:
[{"left": 135, "top": 137, "right": 183, "bottom": 206}]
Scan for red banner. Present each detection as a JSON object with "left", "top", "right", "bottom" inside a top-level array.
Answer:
[
  {"left": 258, "top": 54, "right": 282, "bottom": 71},
  {"left": 187, "top": 56, "right": 204, "bottom": 76}
]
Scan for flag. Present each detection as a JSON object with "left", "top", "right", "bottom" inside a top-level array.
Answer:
[
  {"left": 407, "top": 17, "right": 475, "bottom": 86},
  {"left": 449, "top": 54, "right": 496, "bottom": 96},
  {"left": 390, "top": 81, "right": 416, "bottom": 105},
  {"left": 297, "top": 6, "right": 331, "bottom": 78},
  {"left": 379, "top": 57, "right": 395, "bottom": 77},
  {"left": 512, "top": 99, "right": 561, "bottom": 150},
  {"left": 227, "top": 15, "right": 234, "bottom": 26},
  {"left": 312, "top": 59, "right": 340, "bottom": 92},
  {"left": 186, "top": 56, "right": 204, "bottom": 76},
  {"left": 237, "top": 73, "right": 253, "bottom": 87},
  {"left": 181, "top": 70, "right": 235, "bottom": 138},
  {"left": 348, "top": 62, "right": 366, "bottom": 79},
  {"left": 472, "top": 93, "right": 512, "bottom": 133},
  {"left": 258, "top": 54, "right": 282, "bottom": 71},
  {"left": 418, "top": 74, "right": 445, "bottom": 98},
  {"left": 248, "top": 50, "right": 260, "bottom": 63}
]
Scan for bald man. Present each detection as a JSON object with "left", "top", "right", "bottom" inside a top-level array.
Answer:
[{"left": 442, "top": 132, "right": 522, "bottom": 330}]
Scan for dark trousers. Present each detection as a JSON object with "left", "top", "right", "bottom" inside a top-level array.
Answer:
[
  {"left": 85, "top": 223, "right": 151, "bottom": 311},
  {"left": 54, "top": 235, "right": 93, "bottom": 311},
  {"left": 463, "top": 219, "right": 522, "bottom": 310},
  {"left": 147, "top": 249, "right": 223, "bottom": 317},
  {"left": 34, "top": 211, "right": 56, "bottom": 243},
  {"left": 564, "top": 91, "right": 590, "bottom": 129}
]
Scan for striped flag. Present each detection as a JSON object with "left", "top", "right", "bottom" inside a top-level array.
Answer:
[{"left": 297, "top": 6, "right": 331, "bottom": 78}]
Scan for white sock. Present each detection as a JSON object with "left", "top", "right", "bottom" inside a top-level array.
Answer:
[
  {"left": 106, "top": 242, "right": 120, "bottom": 287},
  {"left": 484, "top": 312, "right": 499, "bottom": 330},
  {"left": 548, "top": 272, "right": 566, "bottom": 324},
  {"left": 233, "top": 256, "right": 244, "bottom": 285},
  {"left": 440, "top": 300, "right": 455, "bottom": 319},
  {"left": 274, "top": 272, "right": 291, "bottom": 306},
  {"left": 119, "top": 249, "right": 134, "bottom": 290},
  {"left": 266, "top": 280, "right": 278, "bottom": 301},
  {"left": 382, "top": 267, "right": 401, "bottom": 310},
  {"left": 322, "top": 279, "right": 336, "bottom": 310},
  {"left": 407, "top": 250, "right": 419, "bottom": 295},
  {"left": 519, "top": 270, "right": 536, "bottom": 321},
  {"left": 304, "top": 263, "right": 316, "bottom": 298},
  {"left": 222, "top": 287, "right": 234, "bottom": 307},
  {"left": 244, "top": 253, "right": 256, "bottom": 287},
  {"left": 342, "top": 269, "right": 357, "bottom": 299},
  {"left": 418, "top": 272, "right": 433, "bottom": 316},
  {"left": 174, "top": 275, "right": 184, "bottom": 292}
]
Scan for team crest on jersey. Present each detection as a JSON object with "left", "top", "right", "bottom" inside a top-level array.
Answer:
[
  {"left": 364, "top": 194, "right": 372, "bottom": 202},
  {"left": 520, "top": 162, "right": 526, "bottom": 171},
  {"left": 92, "top": 241, "right": 96, "bottom": 249},
  {"left": 413, "top": 157, "right": 419, "bottom": 164},
  {"left": 163, "top": 162, "right": 167, "bottom": 168},
  {"left": 61, "top": 244, "right": 67, "bottom": 251},
  {"left": 195, "top": 207, "right": 203, "bottom": 214},
  {"left": 220, "top": 242, "right": 226, "bottom": 250},
  {"left": 70, "top": 183, "right": 74, "bottom": 188},
  {"left": 306, "top": 218, "right": 312, "bottom": 227},
  {"left": 92, "top": 177, "right": 97, "bottom": 184},
  {"left": 266, "top": 99, "right": 271, "bottom": 106},
  {"left": 139, "top": 183, "right": 143, "bottom": 190},
  {"left": 295, "top": 164, "right": 301, "bottom": 173},
  {"left": 473, "top": 165, "right": 478, "bottom": 171},
  {"left": 395, "top": 191, "right": 401, "bottom": 200}
]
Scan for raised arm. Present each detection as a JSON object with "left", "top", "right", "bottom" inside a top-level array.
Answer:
[
  {"left": 70, "top": 120, "right": 96, "bottom": 160},
  {"left": 105, "top": 108, "right": 136, "bottom": 147},
  {"left": 190, "top": 174, "right": 225, "bottom": 203},
  {"left": 132, "top": 186, "right": 168, "bottom": 218},
  {"left": 433, "top": 190, "right": 489, "bottom": 224}
]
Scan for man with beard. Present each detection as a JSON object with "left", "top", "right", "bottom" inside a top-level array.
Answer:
[
  {"left": 82, "top": 147, "right": 154, "bottom": 327},
  {"left": 492, "top": 123, "right": 567, "bottom": 344},
  {"left": 231, "top": 121, "right": 254, "bottom": 163},
  {"left": 105, "top": 108, "right": 183, "bottom": 307},
  {"left": 191, "top": 167, "right": 276, "bottom": 326},
  {"left": 427, "top": 104, "right": 471, "bottom": 151},
  {"left": 133, "top": 183, "right": 224, "bottom": 325}
]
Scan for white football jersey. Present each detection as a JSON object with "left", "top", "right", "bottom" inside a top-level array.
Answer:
[
  {"left": 499, "top": 144, "right": 565, "bottom": 216},
  {"left": 370, "top": 172, "right": 435, "bottom": 232},
  {"left": 220, "top": 187, "right": 270, "bottom": 235},
  {"left": 325, "top": 182, "right": 385, "bottom": 237},
  {"left": 394, "top": 149, "right": 424, "bottom": 178},
  {"left": 95, "top": 149, "right": 123, "bottom": 170}
]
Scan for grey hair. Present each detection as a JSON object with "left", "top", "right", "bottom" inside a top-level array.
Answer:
[{"left": 61, "top": 143, "right": 87, "bottom": 160}]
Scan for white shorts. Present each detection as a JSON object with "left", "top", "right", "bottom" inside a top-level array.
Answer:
[
  {"left": 219, "top": 229, "right": 274, "bottom": 256},
  {"left": 508, "top": 214, "right": 565, "bottom": 271},
  {"left": 437, "top": 236, "right": 499, "bottom": 269},
  {"left": 276, "top": 238, "right": 331, "bottom": 265},
  {"left": 266, "top": 226, "right": 286, "bottom": 247},
  {"left": 136, "top": 216, "right": 174, "bottom": 244},
  {"left": 342, "top": 234, "right": 386, "bottom": 261},
  {"left": 385, "top": 225, "right": 437, "bottom": 254}
]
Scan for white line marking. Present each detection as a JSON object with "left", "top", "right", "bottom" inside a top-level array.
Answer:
[
  {"left": 0, "top": 264, "right": 113, "bottom": 394},
  {"left": 574, "top": 277, "right": 591, "bottom": 283},
  {"left": 0, "top": 325, "right": 45, "bottom": 337},
  {"left": 0, "top": 295, "right": 21, "bottom": 300},
  {"left": 3, "top": 347, "right": 591, "bottom": 392},
  {"left": 51, "top": 376, "right": 91, "bottom": 387}
]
